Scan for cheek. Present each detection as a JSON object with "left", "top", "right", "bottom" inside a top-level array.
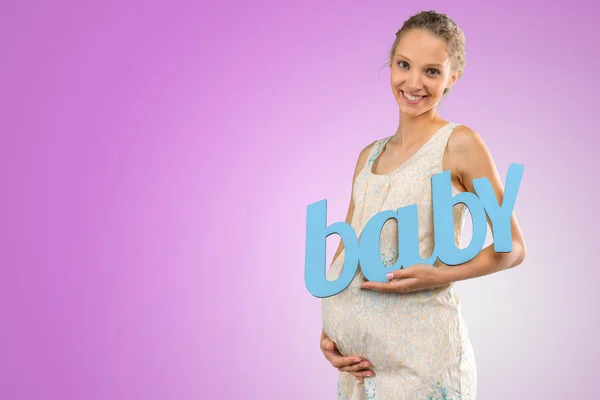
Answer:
[
  {"left": 390, "top": 68, "right": 407, "bottom": 82},
  {"left": 427, "top": 81, "right": 446, "bottom": 96}
]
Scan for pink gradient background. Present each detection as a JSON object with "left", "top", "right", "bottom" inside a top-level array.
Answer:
[{"left": 2, "top": 0, "right": 598, "bottom": 399}]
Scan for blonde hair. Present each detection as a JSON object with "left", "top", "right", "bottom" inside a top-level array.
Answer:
[{"left": 384, "top": 10, "right": 466, "bottom": 95}]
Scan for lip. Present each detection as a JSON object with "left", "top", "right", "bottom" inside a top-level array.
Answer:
[{"left": 400, "top": 90, "right": 427, "bottom": 104}]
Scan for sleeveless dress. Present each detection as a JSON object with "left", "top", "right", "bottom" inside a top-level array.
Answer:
[{"left": 321, "top": 123, "right": 477, "bottom": 400}]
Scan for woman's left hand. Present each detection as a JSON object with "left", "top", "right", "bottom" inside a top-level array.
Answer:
[{"left": 360, "top": 264, "right": 450, "bottom": 293}]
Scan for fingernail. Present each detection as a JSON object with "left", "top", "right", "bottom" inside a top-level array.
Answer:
[
  {"left": 354, "top": 358, "right": 361, "bottom": 363},
  {"left": 386, "top": 272, "right": 393, "bottom": 280}
]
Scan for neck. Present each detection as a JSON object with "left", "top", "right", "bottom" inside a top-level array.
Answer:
[{"left": 392, "top": 109, "right": 445, "bottom": 146}]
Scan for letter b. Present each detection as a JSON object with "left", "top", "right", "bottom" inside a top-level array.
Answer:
[
  {"left": 305, "top": 199, "right": 359, "bottom": 298},
  {"left": 432, "top": 170, "right": 487, "bottom": 265}
]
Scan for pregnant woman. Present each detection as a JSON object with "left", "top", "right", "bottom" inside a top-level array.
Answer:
[{"left": 319, "top": 11, "right": 526, "bottom": 400}]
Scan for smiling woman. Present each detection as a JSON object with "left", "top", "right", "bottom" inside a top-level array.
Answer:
[
  {"left": 390, "top": 27, "right": 464, "bottom": 115},
  {"left": 318, "top": 10, "right": 526, "bottom": 400}
]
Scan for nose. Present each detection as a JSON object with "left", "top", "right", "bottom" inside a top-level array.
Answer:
[{"left": 406, "top": 71, "right": 423, "bottom": 92}]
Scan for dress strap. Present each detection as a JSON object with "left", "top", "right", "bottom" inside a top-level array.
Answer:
[
  {"left": 433, "top": 123, "right": 461, "bottom": 169},
  {"left": 365, "top": 137, "right": 388, "bottom": 170}
]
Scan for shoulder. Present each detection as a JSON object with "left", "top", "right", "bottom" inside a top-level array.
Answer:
[
  {"left": 445, "top": 124, "right": 492, "bottom": 184},
  {"left": 446, "top": 124, "right": 498, "bottom": 190},
  {"left": 357, "top": 139, "right": 379, "bottom": 164},
  {"left": 352, "top": 139, "right": 379, "bottom": 174},
  {"left": 447, "top": 124, "right": 487, "bottom": 157}
]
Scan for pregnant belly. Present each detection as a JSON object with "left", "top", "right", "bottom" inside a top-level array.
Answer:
[
  {"left": 321, "top": 275, "right": 458, "bottom": 371},
  {"left": 321, "top": 280, "right": 413, "bottom": 356},
  {"left": 321, "top": 283, "right": 373, "bottom": 358}
]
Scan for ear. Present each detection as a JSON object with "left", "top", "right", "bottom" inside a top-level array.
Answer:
[{"left": 446, "top": 69, "right": 461, "bottom": 90}]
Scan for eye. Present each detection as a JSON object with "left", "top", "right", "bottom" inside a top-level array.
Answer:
[
  {"left": 427, "top": 68, "right": 440, "bottom": 77},
  {"left": 397, "top": 61, "right": 409, "bottom": 69}
]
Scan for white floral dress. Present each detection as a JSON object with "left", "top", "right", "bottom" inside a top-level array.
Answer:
[{"left": 321, "top": 123, "right": 477, "bottom": 399}]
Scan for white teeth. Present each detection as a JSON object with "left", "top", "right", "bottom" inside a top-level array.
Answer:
[{"left": 402, "top": 91, "right": 423, "bottom": 101}]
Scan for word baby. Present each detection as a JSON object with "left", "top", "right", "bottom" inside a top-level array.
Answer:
[{"left": 304, "top": 163, "right": 524, "bottom": 298}]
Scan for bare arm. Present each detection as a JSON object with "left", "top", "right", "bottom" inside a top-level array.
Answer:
[
  {"left": 328, "top": 140, "right": 377, "bottom": 269},
  {"left": 438, "top": 125, "right": 527, "bottom": 283}
]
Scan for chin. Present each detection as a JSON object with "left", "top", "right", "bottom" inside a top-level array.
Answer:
[
  {"left": 396, "top": 96, "right": 440, "bottom": 116},
  {"left": 397, "top": 100, "right": 425, "bottom": 115}
]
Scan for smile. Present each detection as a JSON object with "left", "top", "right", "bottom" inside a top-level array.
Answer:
[{"left": 401, "top": 90, "right": 426, "bottom": 103}]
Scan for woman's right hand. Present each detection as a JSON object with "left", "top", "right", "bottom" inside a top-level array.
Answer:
[{"left": 320, "top": 332, "right": 375, "bottom": 383}]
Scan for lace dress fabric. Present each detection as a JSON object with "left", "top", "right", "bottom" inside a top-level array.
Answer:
[{"left": 321, "top": 123, "right": 477, "bottom": 399}]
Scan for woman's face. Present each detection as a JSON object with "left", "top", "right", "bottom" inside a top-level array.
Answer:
[{"left": 390, "top": 29, "right": 459, "bottom": 117}]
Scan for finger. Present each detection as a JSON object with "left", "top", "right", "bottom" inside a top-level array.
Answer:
[
  {"left": 320, "top": 340, "right": 368, "bottom": 370},
  {"left": 361, "top": 279, "right": 416, "bottom": 292},
  {"left": 387, "top": 268, "right": 415, "bottom": 280},
  {"left": 330, "top": 354, "right": 364, "bottom": 369},
  {"left": 351, "top": 369, "right": 376, "bottom": 379},
  {"left": 321, "top": 340, "right": 364, "bottom": 361},
  {"left": 322, "top": 339, "right": 345, "bottom": 360},
  {"left": 321, "top": 338, "right": 338, "bottom": 353},
  {"left": 327, "top": 351, "right": 363, "bottom": 369},
  {"left": 338, "top": 360, "right": 372, "bottom": 373},
  {"left": 355, "top": 370, "right": 376, "bottom": 378}
]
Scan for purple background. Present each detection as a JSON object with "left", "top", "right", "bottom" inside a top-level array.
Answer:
[{"left": 2, "top": 0, "right": 598, "bottom": 399}]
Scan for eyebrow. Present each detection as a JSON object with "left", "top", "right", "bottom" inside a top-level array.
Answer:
[{"left": 394, "top": 53, "right": 445, "bottom": 68}]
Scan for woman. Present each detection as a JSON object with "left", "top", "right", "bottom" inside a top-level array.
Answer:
[{"left": 319, "top": 10, "right": 526, "bottom": 400}]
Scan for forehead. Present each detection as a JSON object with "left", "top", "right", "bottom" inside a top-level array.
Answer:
[{"left": 394, "top": 29, "right": 450, "bottom": 64}]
